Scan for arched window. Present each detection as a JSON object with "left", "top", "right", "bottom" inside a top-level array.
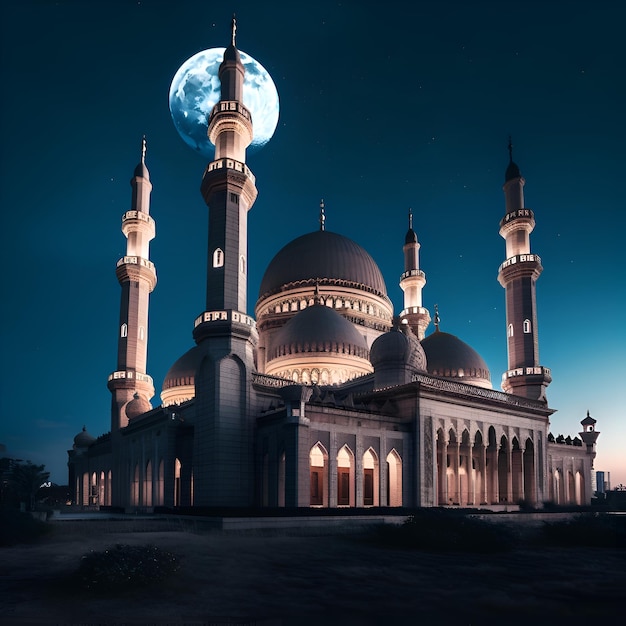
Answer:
[
  {"left": 120, "top": 323, "right": 128, "bottom": 338},
  {"left": 310, "top": 443, "right": 328, "bottom": 507},
  {"left": 212, "top": 248, "right": 224, "bottom": 268},
  {"left": 363, "top": 448, "right": 379, "bottom": 507},
  {"left": 139, "top": 326, "right": 145, "bottom": 341},
  {"left": 337, "top": 445, "right": 355, "bottom": 507},
  {"left": 523, "top": 319, "right": 531, "bottom": 333},
  {"left": 174, "top": 458, "right": 182, "bottom": 507},
  {"left": 507, "top": 323, "right": 514, "bottom": 338},
  {"left": 143, "top": 460, "right": 152, "bottom": 507},
  {"left": 386, "top": 449, "right": 402, "bottom": 507},
  {"left": 240, "top": 255, "right": 246, "bottom": 274}
]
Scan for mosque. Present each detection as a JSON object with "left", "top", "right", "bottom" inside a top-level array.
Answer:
[{"left": 68, "top": 23, "right": 599, "bottom": 511}]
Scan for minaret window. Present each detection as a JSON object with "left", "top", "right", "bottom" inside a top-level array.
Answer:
[
  {"left": 213, "top": 248, "right": 224, "bottom": 268},
  {"left": 120, "top": 323, "right": 128, "bottom": 338},
  {"left": 508, "top": 323, "right": 514, "bottom": 337},
  {"left": 523, "top": 319, "right": 532, "bottom": 334},
  {"left": 230, "top": 192, "right": 239, "bottom": 204},
  {"left": 139, "top": 326, "right": 145, "bottom": 341},
  {"left": 239, "top": 255, "right": 246, "bottom": 274}
]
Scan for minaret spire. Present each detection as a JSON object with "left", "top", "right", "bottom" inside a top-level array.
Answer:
[
  {"left": 434, "top": 304, "right": 440, "bottom": 331},
  {"left": 498, "top": 144, "right": 551, "bottom": 402},
  {"left": 319, "top": 199, "right": 326, "bottom": 231},
  {"left": 231, "top": 14, "right": 237, "bottom": 47},
  {"left": 399, "top": 208, "right": 430, "bottom": 338},
  {"left": 141, "top": 135, "right": 147, "bottom": 163}
]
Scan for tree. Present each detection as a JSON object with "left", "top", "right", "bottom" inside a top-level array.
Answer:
[{"left": 8, "top": 461, "right": 50, "bottom": 511}]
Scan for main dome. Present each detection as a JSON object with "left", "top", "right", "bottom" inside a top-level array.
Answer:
[
  {"left": 161, "top": 345, "right": 203, "bottom": 406},
  {"left": 258, "top": 230, "right": 388, "bottom": 299},
  {"left": 421, "top": 331, "right": 492, "bottom": 389}
]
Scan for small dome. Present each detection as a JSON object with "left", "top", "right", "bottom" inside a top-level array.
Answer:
[
  {"left": 370, "top": 326, "right": 427, "bottom": 372},
  {"left": 421, "top": 331, "right": 491, "bottom": 388},
  {"left": 161, "top": 345, "right": 203, "bottom": 406},
  {"left": 505, "top": 159, "right": 521, "bottom": 182},
  {"left": 73, "top": 426, "right": 96, "bottom": 448},
  {"left": 133, "top": 161, "right": 150, "bottom": 180},
  {"left": 405, "top": 227, "right": 418, "bottom": 245},
  {"left": 258, "top": 230, "right": 388, "bottom": 300},
  {"left": 269, "top": 303, "right": 369, "bottom": 361},
  {"left": 125, "top": 392, "right": 152, "bottom": 419}
]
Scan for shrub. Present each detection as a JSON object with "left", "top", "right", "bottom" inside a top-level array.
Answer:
[
  {"left": 370, "top": 509, "right": 515, "bottom": 553},
  {"left": 539, "top": 514, "right": 626, "bottom": 549},
  {"left": 0, "top": 506, "right": 50, "bottom": 546},
  {"left": 76, "top": 544, "right": 180, "bottom": 591}
]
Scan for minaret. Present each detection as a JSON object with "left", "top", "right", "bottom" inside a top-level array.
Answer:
[
  {"left": 196, "top": 15, "right": 258, "bottom": 320},
  {"left": 399, "top": 209, "right": 430, "bottom": 339},
  {"left": 107, "top": 137, "right": 156, "bottom": 430},
  {"left": 498, "top": 140, "right": 551, "bottom": 402},
  {"left": 192, "top": 18, "right": 259, "bottom": 507}
]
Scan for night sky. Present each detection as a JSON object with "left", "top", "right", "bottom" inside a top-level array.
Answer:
[{"left": 1, "top": 0, "right": 624, "bottom": 487}]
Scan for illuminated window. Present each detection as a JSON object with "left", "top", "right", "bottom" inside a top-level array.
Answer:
[
  {"left": 523, "top": 319, "right": 531, "bottom": 333},
  {"left": 139, "top": 326, "right": 145, "bottom": 340},
  {"left": 508, "top": 323, "right": 514, "bottom": 337},
  {"left": 121, "top": 323, "right": 128, "bottom": 338},
  {"left": 239, "top": 255, "right": 246, "bottom": 274},
  {"left": 213, "top": 248, "right": 224, "bottom": 268}
]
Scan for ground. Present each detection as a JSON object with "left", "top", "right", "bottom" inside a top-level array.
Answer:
[{"left": 1, "top": 516, "right": 624, "bottom": 625}]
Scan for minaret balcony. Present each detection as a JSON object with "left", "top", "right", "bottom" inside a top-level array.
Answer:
[
  {"left": 205, "top": 157, "right": 256, "bottom": 183},
  {"left": 208, "top": 100, "right": 253, "bottom": 146},
  {"left": 208, "top": 100, "right": 252, "bottom": 124},
  {"left": 400, "top": 269, "right": 425, "bottom": 281},
  {"left": 498, "top": 253, "right": 543, "bottom": 284},
  {"left": 121, "top": 210, "right": 155, "bottom": 238},
  {"left": 193, "top": 309, "right": 258, "bottom": 344},
  {"left": 502, "top": 365, "right": 552, "bottom": 384},
  {"left": 499, "top": 209, "right": 535, "bottom": 236},
  {"left": 115, "top": 256, "right": 157, "bottom": 290},
  {"left": 108, "top": 370, "right": 154, "bottom": 385}
]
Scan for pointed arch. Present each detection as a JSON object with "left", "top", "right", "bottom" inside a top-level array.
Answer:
[
  {"left": 156, "top": 460, "right": 164, "bottom": 506},
  {"left": 363, "top": 448, "right": 379, "bottom": 507},
  {"left": 386, "top": 449, "right": 402, "bottom": 507},
  {"left": 498, "top": 435, "right": 510, "bottom": 503},
  {"left": 310, "top": 443, "right": 328, "bottom": 507},
  {"left": 523, "top": 438, "right": 535, "bottom": 504},
  {"left": 278, "top": 451, "right": 286, "bottom": 507},
  {"left": 143, "top": 460, "right": 153, "bottom": 507},
  {"left": 337, "top": 444, "right": 355, "bottom": 507},
  {"left": 212, "top": 248, "right": 224, "bottom": 268},
  {"left": 174, "top": 458, "right": 182, "bottom": 507},
  {"left": 131, "top": 464, "right": 140, "bottom": 506}
]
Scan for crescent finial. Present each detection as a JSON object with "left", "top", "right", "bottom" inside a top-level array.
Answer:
[
  {"left": 319, "top": 199, "right": 326, "bottom": 231},
  {"left": 408, "top": 208, "right": 413, "bottom": 231},
  {"left": 141, "top": 135, "right": 147, "bottom": 163},
  {"left": 434, "top": 303, "right": 441, "bottom": 331},
  {"left": 231, "top": 14, "right": 237, "bottom": 47}
]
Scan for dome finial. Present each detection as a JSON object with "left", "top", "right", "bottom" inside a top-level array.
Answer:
[
  {"left": 313, "top": 278, "right": 322, "bottom": 304},
  {"left": 231, "top": 14, "right": 237, "bottom": 47},
  {"left": 408, "top": 208, "right": 413, "bottom": 231},
  {"left": 141, "top": 135, "right": 147, "bottom": 164},
  {"left": 319, "top": 199, "right": 326, "bottom": 231},
  {"left": 434, "top": 303, "right": 441, "bottom": 332}
]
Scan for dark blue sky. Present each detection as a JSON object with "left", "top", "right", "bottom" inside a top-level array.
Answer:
[{"left": 1, "top": 0, "right": 624, "bottom": 486}]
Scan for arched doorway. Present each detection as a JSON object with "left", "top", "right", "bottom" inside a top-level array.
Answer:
[
  {"left": 309, "top": 443, "right": 328, "bottom": 507},
  {"left": 363, "top": 448, "right": 379, "bottom": 507},
  {"left": 337, "top": 445, "right": 355, "bottom": 507},
  {"left": 386, "top": 449, "right": 402, "bottom": 507}
]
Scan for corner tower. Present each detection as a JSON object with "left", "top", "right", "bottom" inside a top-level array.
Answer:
[
  {"left": 498, "top": 141, "right": 551, "bottom": 402},
  {"left": 191, "top": 18, "right": 259, "bottom": 507},
  {"left": 399, "top": 209, "right": 430, "bottom": 339},
  {"left": 107, "top": 138, "right": 156, "bottom": 430}
]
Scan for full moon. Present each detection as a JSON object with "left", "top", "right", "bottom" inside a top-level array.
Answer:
[{"left": 169, "top": 48, "right": 279, "bottom": 158}]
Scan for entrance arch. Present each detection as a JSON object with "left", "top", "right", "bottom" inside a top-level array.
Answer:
[
  {"left": 363, "top": 448, "right": 379, "bottom": 507},
  {"left": 386, "top": 449, "right": 402, "bottom": 507},
  {"left": 337, "top": 445, "right": 355, "bottom": 507},
  {"left": 309, "top": 443, "right": 328, "bottom": 507}
]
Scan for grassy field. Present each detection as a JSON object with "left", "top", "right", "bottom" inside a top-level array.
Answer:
[{"left": 1, "top": 513, "right": 624, "bottom": 625}]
